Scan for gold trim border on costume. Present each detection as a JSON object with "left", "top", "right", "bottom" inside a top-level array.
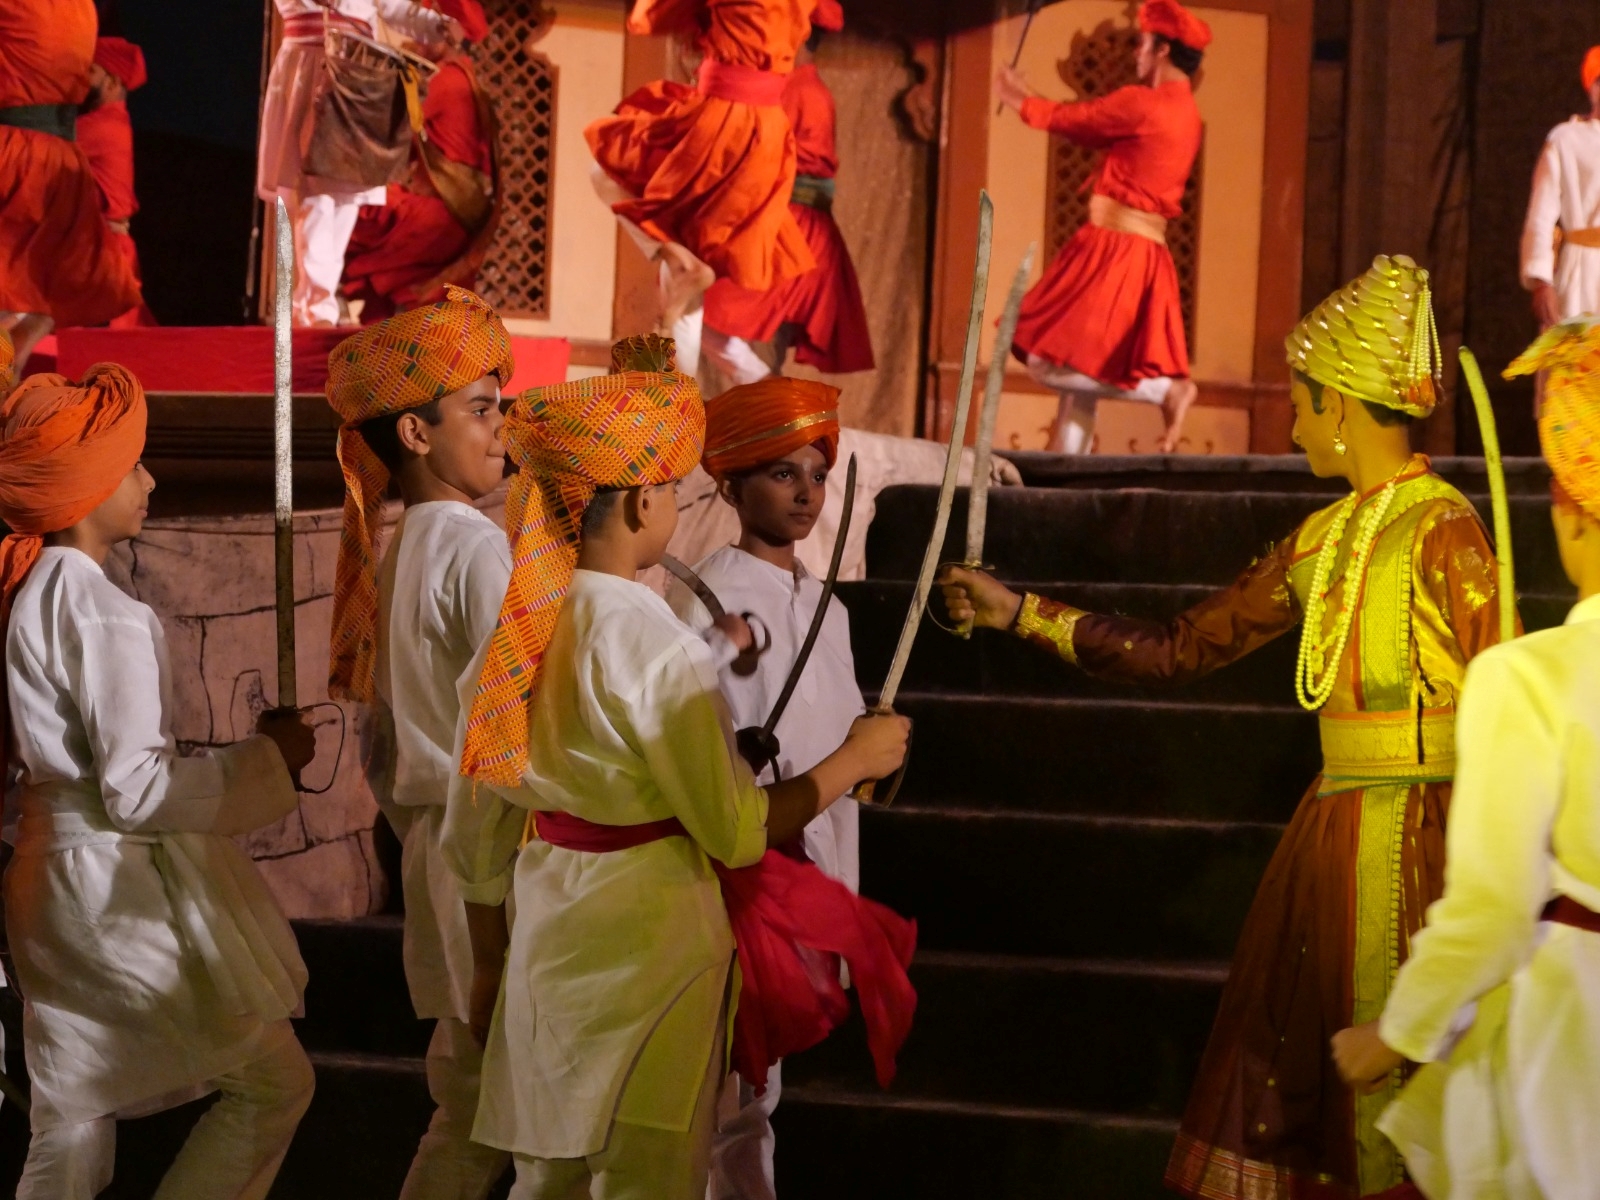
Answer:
[
  {"left": 704, "top": 410, "right": 839, "bottom": 460},
  {"left": 1013, "top": 592, "right": 1083, "bottom": 665},
  {"left": 1318, "top": 708, "right": 1456, "bottom": 776}
]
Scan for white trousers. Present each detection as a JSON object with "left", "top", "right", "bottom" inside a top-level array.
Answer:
[
  {"left": 15, "top": 1027, "right": 314, "bottom": 1200},
  {"left": 402, "top": 1017, "right": 511, "bottom": 1200},
  {"left": 283, "top": 190, "right": 363, "bottom": 327},
  {"left": 706, "top": 1063, "right": 780, "bottom": 1200},
  {"left": 701, "top": 324, "right": 774, "bottom": 389},
  {"left": 1026, "top": 354, "right": 1170, "bottom": 455}
]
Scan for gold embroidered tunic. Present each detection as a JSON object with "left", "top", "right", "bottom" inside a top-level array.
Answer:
[{"left": 1013, "top": 457, "right": 1510, "bottom": 1200}]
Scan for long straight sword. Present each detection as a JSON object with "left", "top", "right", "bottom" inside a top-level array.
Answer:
[
  {"left": 854, "top": 190, "right": 994, "bottom": 805},
  {"left": 273, "top": 196, "right": 298, "bottom": 710},
  {"left": 1458, "top": 347, "right": 1517, "bottom": 643},
  {"left": 996, "top": 0, "right": 1043, "bottom": 115}
]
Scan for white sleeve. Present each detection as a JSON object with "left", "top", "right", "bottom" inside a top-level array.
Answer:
[
  {"left": 1522, "top": 138, "right": 1562, "bottom": 289},
  {"left": 627, "top": 640, "right": 768, "bottom": 869},
  {"left": 74, "top": 614, "right": 298, "bottom": 835},
  {"left": 374, "top": 0, "right": 448, "bottom": 40},
  {"left": 664, "top": 576, "right": 739, "bottom": 669},
  {"left": 1379, "top": 649, "right": 1560, "bottom": 1062},
  {"left": 456, "top": 529, "right": 513, "bottom": 656}
]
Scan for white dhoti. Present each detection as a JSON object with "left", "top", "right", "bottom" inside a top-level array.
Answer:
[{"left": 1026, "top": 353, "right": 1170, "bottom": 455}]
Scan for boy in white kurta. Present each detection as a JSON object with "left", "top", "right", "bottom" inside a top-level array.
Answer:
[
  {"left": 442, "top": 337, "right": 909, "bottom": 1200},
  {"left": 667, "top": 378, "right": 860, "bottom": 1200},
  {"left": 1522, "top": 49, "right": 1600, "bottom": 330},
  {"left": 325, "top": 290, "right": 517, "bottom": 1198},
  {"left": 0, "top": 366, "right": 317, "bottom": 1199},
  {"left": 1333, "top": 321, "right": 1600, "bottom": 1199}
]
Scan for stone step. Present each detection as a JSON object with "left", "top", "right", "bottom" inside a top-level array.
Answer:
[
  {"left": 891, "top": 692, "right": 1319, "bottom": 823},
  {"left": 859, "top": 805, "right": 1280, "bottom": 961},
  {"left": 865, "top": 484, "right": 1563, "bottom": 593},
  {"left": 785, "top": 952, "right": 1223, "bottom": 1116}
]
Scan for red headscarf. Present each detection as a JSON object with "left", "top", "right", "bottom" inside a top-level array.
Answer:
[
  {"left": 702, "top": 377, "right": 840, "bottom": 482},
  {"left": 429, "top": 0, "right": 489, "bottom": 43},
  {"left": 94, "top": 37, "right": 148, "bottom": 91},
  {"left": 1139, "top": 0, "right": 1212, "bottom": 51}
]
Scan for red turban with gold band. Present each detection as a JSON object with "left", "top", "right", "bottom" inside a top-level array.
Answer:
[
  {"left": 1506, "top": 320, "right": 1600, "bottom": 521},
  {"left": 1139, "top": 0, "right": 1212, "bottom": 51},
  {"left": 325, "top": 286, "right": 514, "bottom": 702},
  {"left": 702, "top": 378, "right": 841, "bottom": 482},
  {"left": 0, "top": 364, "right": 147, "bottom": 769},
  {"left": 460, "top": 335, "right": 705, "bottom": 786}
]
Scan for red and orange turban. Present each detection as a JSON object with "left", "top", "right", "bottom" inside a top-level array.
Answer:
[
  {"left": 94, "top": 37, "right": 148, "bottom": 92},
  {"left": 460, "top": 335, "right": 705, "bottom": 786},
  {"left": 0, "top": 330, "right": 13, "bottom": 394},
  {"left": 325, "top": 286, "right": 513, "bottom": 702},
  {"left": 703, "top": 377, "right": 840, "bottom": 482},
  {"left": 429, "top": 0, "right": 490, "bottom": 42},
  {"left": 1584, "top": 46, "right": 1600, "bottom": 94},
  {"left": 1140, "top": 0, "right": 1212, "bottom": 51},
  {"left": 0, "top": 365, "right": 147, "bottom": 764},
  {"left": 1507, "top": 320, "right": 1600, "bottom": 521}
]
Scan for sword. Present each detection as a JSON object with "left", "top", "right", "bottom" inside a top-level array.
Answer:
[
  {"left": 273, "top": 196, "right": 297, "bottom": 711},
  {"left": 997, "top": 0, "right": 1043, "bottom": 115},
  {"left": 853, "top": 190, "right": 993, "bottom": 806},
  {"left": 735, "top": 453, "right": 858, "bottom": 779},
  {"left": 662, "top": 554, "right": 773, "bottom": 674}
]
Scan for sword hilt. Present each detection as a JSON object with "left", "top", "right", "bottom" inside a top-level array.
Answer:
[
  {"left": 849, "top": 705, "right": 913, "bottom": 808},
  {"left": 930, "top": 560, "right": 992, "bottom": 640},
  {"left": 736, "top": 725, "right": 782, "bottom": 780}
]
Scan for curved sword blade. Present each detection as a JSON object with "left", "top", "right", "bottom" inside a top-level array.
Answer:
[
  {"left": 661, "top": 553, "right": 727, "bottom": 623},
  {"left": 965, "top": 241, "right": 1036, "bottom": 570}
]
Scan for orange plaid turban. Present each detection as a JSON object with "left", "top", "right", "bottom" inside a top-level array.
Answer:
[
  {"left": 703, "top": 378, "right": 840, "bottom": 482},
  {"left": 460, "top": 335, "right": 705, "bottom": 785},
  {"left": 1507, "top": 320, "right": 1600, "bottom": 521},
  {"left": 0, "top": 365, "right": 147, "bottom": 770},
  {"left": 325, "top": 286, "right": 513, "bottom": 701}
]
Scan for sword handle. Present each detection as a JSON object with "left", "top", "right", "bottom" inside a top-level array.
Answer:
[
  {"left": 929, "top": 559, "right": 991, "bottom": 640},
  {"left": 849, "top": 705, "right": 913, "bottom": 808}
]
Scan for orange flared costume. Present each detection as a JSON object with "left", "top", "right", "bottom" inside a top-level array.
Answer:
[
  {"left": 76, "top": 37, "right": 156, "bottom": 328},
  {"left": 702, "top": 61, "right": 873, "bottom": 374},
  {"left": 585, "top": 0, "right": 842, "bottom": 292},
  {"left": 0, "top": 0, "right": 141, "bottom": 326},
  {"left": 1010, "top": 2, "right": 1205, "bottom": 389}
]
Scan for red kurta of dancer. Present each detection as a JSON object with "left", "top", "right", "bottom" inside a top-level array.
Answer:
[
  {"left": 75, "top": 100, "right": 155, "bottom": 328},
  {"left": 586, "top": 0, "right": 837, "bottom": 291},
  {"left": 0, "top": 0, "right": 141, "bottom": 326},
  {"left": 343, "top": 58, "right": 494, "bottom": 320},
  {"left": 1011, "top": 80, "right": 1200, "bottom": 389},
  {"left": 702, "top": 62, "right": 874, "bottom": 374}
]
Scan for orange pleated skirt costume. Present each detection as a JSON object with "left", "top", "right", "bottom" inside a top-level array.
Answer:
[
  {"left": 586, "top": 0, "right": 831, "bottom": 292},
  {"left": 703, "top": 62, "right": 873, "bottom": 374}
]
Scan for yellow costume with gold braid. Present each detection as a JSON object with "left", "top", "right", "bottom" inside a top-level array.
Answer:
[{"left": 1010, "top": 256, "right": 1515, "bottom": 1199}]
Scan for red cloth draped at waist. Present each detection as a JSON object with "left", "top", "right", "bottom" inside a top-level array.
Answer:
[
  {"left": 282, "top": 11, "right": 373, "bottom": 42},
  {"left": 531, "top": 808, "right": 917, "bottom": 1093},
  {"left": 696, "top": 59, "right": 789, "bottom": 106},
  {"left": 1543, "top": 894, "right": 1600, "bottom": 933}
]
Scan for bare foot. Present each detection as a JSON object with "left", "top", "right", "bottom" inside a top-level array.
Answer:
[
  {"left": 1160, "top": 378, "right": 1198, "bottom": 453},
  {"left": 5, "top": 312, "right": 55, "bottom": 381},
  {"left": 657, "top": 242, "right": 714, "bottom": 329}
]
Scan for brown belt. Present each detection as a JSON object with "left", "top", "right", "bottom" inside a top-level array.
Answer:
[
  {"left": 1543, "top": 894, "right": 1600, "bottom": 932},
  {"left": 1088, "top": 194, "right": 1168, "bottom": 245}
]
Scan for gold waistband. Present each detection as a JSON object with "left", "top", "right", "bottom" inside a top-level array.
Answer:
[
  {"left": 1320, "top": 708, "right": 1456, "bottom": 781},
  {"left": 1088, "top": 194, "right": 1168, "bottom": 245},
  {"left": 1558, "top": 226, "right": 1600, "bottom": 250}
]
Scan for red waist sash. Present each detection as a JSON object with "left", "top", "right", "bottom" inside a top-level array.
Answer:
[
  {"left": 696, "top": 59, "right": 789, "bottom": 106},
  {"left": 283, "top": 11, "right": 374, "bottom": 42},
  {"left": 532, "top": 808, "right": 917, "bottom": 1093},
  {"left": 1542, "top": 894, "right": 1600, "bottom": 933}
]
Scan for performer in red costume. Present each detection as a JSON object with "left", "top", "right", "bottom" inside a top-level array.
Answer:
[
  {"left": 0, "top": 0, "right": 142, "bottom": 374},
  {"left": 342, "top": 0, "right": 499, "bottom": 322},
  {"left": 586, "top": 0, "right": 843, "bottom": 368},
  {"left": 77, "top": 37, "right": 158, "bottom": 329},
  {"left": 996, "top": 0, "right": 1207, "bottom": 454},
  {"left": 700, "top": 29, "right": 874, "bottom": 388}
]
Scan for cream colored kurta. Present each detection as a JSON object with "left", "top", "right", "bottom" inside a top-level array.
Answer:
[
  {"left": 3, "top": 548, "right": 307, "bottom": 1129},
  {"left": 374, "top": 501, "right": 511, "bottom": 1023},
  {"left": 442, "top": 569, "right": 768, "bottom": 1160},
  {"left": 1521, "top": 117, "right": 1600, "bottom": 322},
  {"left": 1378, "top": 593, "right": 1600, "bottom": 1200},
  {"left": 669, "top": 545, "right": 860, "bottom": 889}
]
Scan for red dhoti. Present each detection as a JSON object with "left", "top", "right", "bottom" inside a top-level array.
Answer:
[{"left": 344, "top": 187, "right": 473, "bottom": 322}]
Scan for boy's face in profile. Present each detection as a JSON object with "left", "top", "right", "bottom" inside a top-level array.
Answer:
[
  {"left": 723, "top": 442, "right": 830, "bottom": 547},
  {"left": 410, "top": 375, "right": 505, "bottom": 501}
]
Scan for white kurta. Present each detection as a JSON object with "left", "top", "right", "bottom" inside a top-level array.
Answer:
[
  {"left": 1520, "top": 117, "right": 1600, "bottom": 322},
  {"left": 441, "top": 570, "right": 768, "bottom": 1160},
  {"left": 668, "top": 545, "right": 861, "bottom": 889},
  {"left": 3, "top": 548, "right": 306, "bottom": 1129},
  {"left": 374, "top": 501, "right": 511, "bottom": 1023},
  {"left": 1378, "top": 592, "right": 1600, "bottom": 1200}
]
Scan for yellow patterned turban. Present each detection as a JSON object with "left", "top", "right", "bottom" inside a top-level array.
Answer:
[
  {"left": 460, "top": 335, "right": 706, "bottom": 785},
  {"left": 1506, "top": 319, "right": 1600, "bottom": 520},
  {"left": 1285, "top": 254, "right": 1443, "bottom": 417},
  {"left": 325, "top": 286, "right": 514, "bottom": 702}
]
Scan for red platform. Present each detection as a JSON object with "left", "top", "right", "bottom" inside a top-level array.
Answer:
[{"left": 46, "top": 326, "right": 571, "bottom": 394}]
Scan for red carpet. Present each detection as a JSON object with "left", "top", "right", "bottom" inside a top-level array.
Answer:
[{"left": 49, "top": 326, "right": 570, "bottom": 394}]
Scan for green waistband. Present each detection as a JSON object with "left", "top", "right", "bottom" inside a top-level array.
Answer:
[
  {"left": 791, "top": 174, "right": 835, "bottom": 210},
  {"left": 0, "top": 103, "right": 76, "bottom": 140}
]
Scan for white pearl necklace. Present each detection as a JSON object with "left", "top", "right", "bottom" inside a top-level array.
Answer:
[{"left": 1295, "top": 475, "right": 1402, "bottom": 711}]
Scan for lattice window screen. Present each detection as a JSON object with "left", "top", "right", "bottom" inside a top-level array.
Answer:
[
  {"left": 469, "top": 3, "right": 557, "bottom": 318},
  {"left": 1044, "top": 21, "right": 1202, "bottom": 347}
]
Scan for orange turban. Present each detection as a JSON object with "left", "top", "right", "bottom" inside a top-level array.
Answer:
[
  {"left": 95, "top": 37, "right": 148, "bottom": 92},
  {"left": 1140, "top": 0, "right": 1212, "bottom": 51},
  {"left": 1507, "top": 320, "right": 1600, "bottom": 521},
  {"left": 0, "top": 330, "right": 12, "bottom": 394},
  {"left": 325, "top": 286, "right": 513, "bottom": 702},
  {"left": 702, "top": 378, "right": 840, "bottom": 482},
  {"left": 460, "top": 335, "right": 705, "bottom": 785},
  {"left": 0, "top": 365, "right": 147, "bottom": 770},
  {"left": 429, "top": 0, "right": 490, "bottom": 42},
  {"left": 1585, "top": 46, "right": 1600, "bottom": 93}
]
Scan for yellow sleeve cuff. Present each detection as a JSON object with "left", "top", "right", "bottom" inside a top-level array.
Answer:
[{"left": 1012, "top": 592, "right": 1085, "bottom": 666}]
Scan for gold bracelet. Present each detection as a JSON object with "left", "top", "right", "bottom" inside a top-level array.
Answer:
[{"left": 1013, "top": 592, "right": 1085, "bottom": 666}]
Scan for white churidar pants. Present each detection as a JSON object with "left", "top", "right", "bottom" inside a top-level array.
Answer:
[
  {"left": 701, "top": 325, "right": 775, "bottom": 389},
  {"left": 1026, "top": 353, "right": 1171, "bottom": 454},
  {"left": 401, "top": 1017, "right": 511, "bottom": 1200},
  {"left": 706, "top": 1062, "right": 781, "bottom": 1200},
  {"left": 284, "top": 190, "right": 363, "bottom": 327}
]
